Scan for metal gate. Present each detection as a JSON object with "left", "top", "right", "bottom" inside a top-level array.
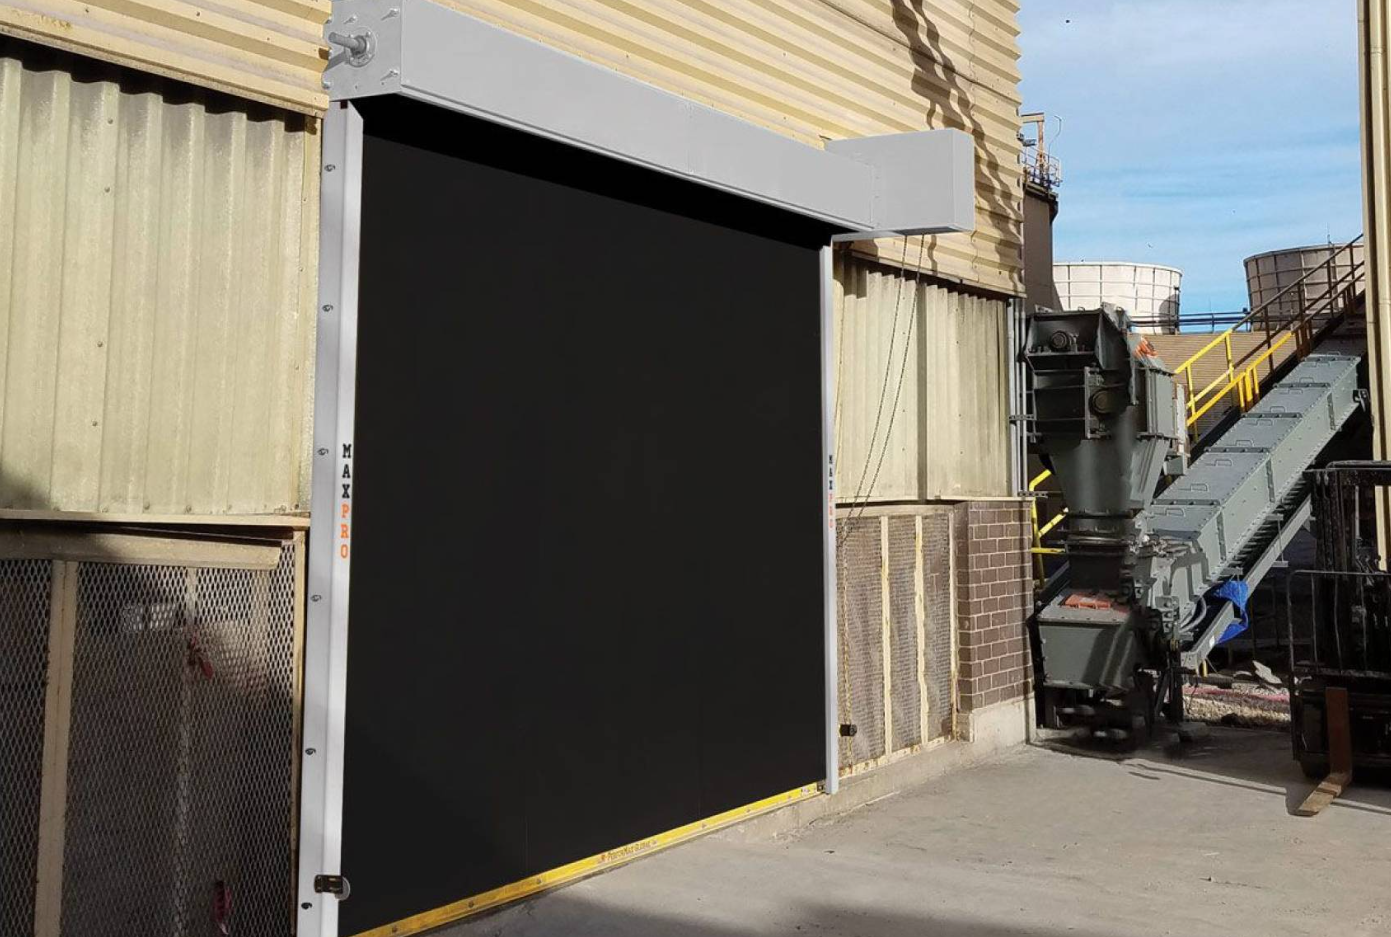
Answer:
[{"left": 0, "top": 534, "right": 303, "bottom": 936}]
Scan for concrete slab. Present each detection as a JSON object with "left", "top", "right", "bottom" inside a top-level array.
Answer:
[{"left": 439, "top": 729, "right": 1391, "bottom": 937}]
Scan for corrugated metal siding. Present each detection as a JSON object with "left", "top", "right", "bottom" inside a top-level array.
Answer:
[
  {"left": 442, "top": 0, "right": 1023, "bottom": 297},
  {"left": 833, "top": 252, "right": 1009, "bottom": 502},
  {"left": 0, "top": 0, "right": 328, "bottom": 113},
  {"left": 0, "top": 42, "right": 317, "bottom": 515}
]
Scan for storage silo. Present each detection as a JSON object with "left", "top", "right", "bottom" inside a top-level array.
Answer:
[
  {"left": 1053, "top": 262, "right": 1183, "bottom": 333},
  {"left": 1244, "top": 243, "right": 1365, "bottom": 320}
]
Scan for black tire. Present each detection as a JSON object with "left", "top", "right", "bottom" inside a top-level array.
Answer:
[{"left": 1299, "top": 753, "right": 1329, "bottom": 781}]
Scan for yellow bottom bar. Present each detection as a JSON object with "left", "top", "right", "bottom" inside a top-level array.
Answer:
[{"left": 350, "top": 783, "right": 823, "bottom": 937}]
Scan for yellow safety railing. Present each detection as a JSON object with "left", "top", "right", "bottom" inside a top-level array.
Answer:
[
  {"left": 1027, "top": 236, "right": 1365, "bottom": 582},
  {"left": 1173, "top": 236, "right": 1364, "bottom": 428}
]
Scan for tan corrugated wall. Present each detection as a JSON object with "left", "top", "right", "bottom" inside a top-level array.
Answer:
[
  {"left": 0, "top": 0, "right": 328, "bottom": 113},
  {"left": 833, "top": 251, "right": 1009, "bottom": 502},
  {"left": 0, "top": 42, "right": 318, "bottom": 516},
  {"left": 1361, "top": 0, "right": 1391, "bottom": 557},
  {"left": 442, "top": 0, "right": 1023, "bottom": 297}
]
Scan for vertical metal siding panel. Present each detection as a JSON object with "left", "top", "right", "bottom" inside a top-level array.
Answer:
[
  {"left": 50, "top": 77, "right": 119, "bottom": 508},
  {"left": 228, "top": 113, "right": 281, "bottom": 512},
  {"left": 917, "top": 283, "right": 951, "bottom": 495},
  {"left": 0, "top": 46, "right": 314, "bottom": 515},
  {"left": 186, "top": 107, "right": 246, "bottom": 512},
  {"left": 0, "top": 56, "right": 23, "bottom": 491},
  {"left": 290, "top": 122, "right": 316, "bottom": 512},
  {"left": 265, "top": 122, "right": 312, "bottom": 514},
  {"left": 835, "top": 255, "right": 1008, "bottom": 503},
  {"left": 1, "top": 63, "right": 69, "bottom": 507},
  {"left": 99, "top": 85, "right": 162, "bottom": 510},
  {"left": 838, "top": 254, "right": 919, "bottom": 503},
  {"left": 144, "top": 95, "right": 203, "bottom": 513}
]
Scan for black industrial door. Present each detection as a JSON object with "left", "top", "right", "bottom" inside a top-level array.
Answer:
[{"left": 340, "top": 97, "right": 830, "bottom": 935}]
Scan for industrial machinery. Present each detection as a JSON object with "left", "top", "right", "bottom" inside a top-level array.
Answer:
[
  {"left": 1024, "top": 305, "right": 1362, "bottom": 740},
  {"left": 1288, "top": 462, "right": 1391, "bottom": 778}
]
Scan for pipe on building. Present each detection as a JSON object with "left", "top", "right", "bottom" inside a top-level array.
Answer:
[
  {"left": 1361, "top": 0, "right": 1391, "bottom": 562},
  {"left": 1008, "top": 297, "right": 1028, "bottom": 496}
]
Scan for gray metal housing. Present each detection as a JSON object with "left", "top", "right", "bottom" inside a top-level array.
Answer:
[
  {"left": 322, "top": 0, "right": 975, "bottom": 238},
  {"left": 1023, "top": 306, "right": 1186, "bottom": 690},
  {"left": 1026, "top": 314, "right": 1362, "bottom": 700}
]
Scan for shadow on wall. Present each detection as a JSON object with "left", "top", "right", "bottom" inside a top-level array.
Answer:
[{"left": 890, "top": 0, "right": 1019, "bottom": 263}]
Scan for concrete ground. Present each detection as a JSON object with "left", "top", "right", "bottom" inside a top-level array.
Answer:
[{"left": 441, "top": 728, "right": 1391, "bottom": 937}]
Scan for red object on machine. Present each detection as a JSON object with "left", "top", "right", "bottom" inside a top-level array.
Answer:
[{"left": 1062, "top": 592, "right": 1124, "bottom": 611}]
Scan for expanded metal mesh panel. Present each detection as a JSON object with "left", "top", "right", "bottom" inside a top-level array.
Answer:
[
  {"left": 838, "top": 518, "right": 884, "bottom": 767},
  {"left": 887, "top": 518, "right": 921, "bottom": 750},
  {"left": 0, "top": 560, "right": 52, "bottom": 936},
  {"left": 60, "top": 546, "right": 299, "bottom": 937},
  {"left": 924, "top": 513, "right": 955, "bottom": 741}
]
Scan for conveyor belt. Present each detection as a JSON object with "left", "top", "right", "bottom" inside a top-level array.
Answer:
[{"left": 1143, "top": 353, "right": 1362, "bottom": 665}]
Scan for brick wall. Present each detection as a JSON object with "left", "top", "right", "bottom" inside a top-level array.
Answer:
[{"left": 955, "top": 503, "right": 1034, "bottom": 718}]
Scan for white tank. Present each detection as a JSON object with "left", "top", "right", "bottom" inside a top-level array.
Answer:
[
  {"left": 1053, "top": 262, "right": 1183, "bottom": 334},
  {"left": 1244, "top": 243, "right": 1365, "bottom": 320}
]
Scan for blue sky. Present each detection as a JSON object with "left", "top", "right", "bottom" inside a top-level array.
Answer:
[{"left": 1018, "top": 1, "right": 1363, "bottom": 313}]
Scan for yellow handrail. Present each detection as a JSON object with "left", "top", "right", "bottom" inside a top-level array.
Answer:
[
  {"left": 1028, "top": 468, "right": 1064, "bottom": 585},
  {"left": 1172, "top": 236, "right": 1363, "bottom": 428}
]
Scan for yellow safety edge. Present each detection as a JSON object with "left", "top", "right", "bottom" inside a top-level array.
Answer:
[{"left": 350, "top": 783, "right": 823, "bottom": 937}]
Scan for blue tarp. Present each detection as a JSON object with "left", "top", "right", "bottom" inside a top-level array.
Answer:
[{"left": 1213, "top": 579, "right": 1251, "bottom": 644}]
